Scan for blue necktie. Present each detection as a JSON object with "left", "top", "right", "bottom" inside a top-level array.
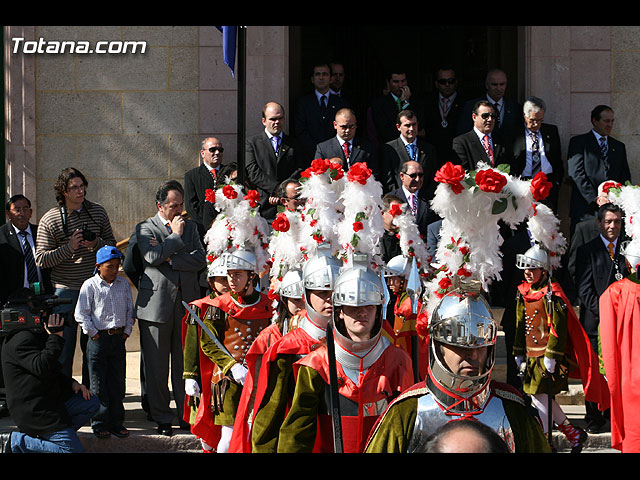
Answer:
[
  {"left": 406, "top": 143, "right": 416, "bottom": 160},
  {"left": 18, "top": 230, "right": 39, "bottom": 284}
]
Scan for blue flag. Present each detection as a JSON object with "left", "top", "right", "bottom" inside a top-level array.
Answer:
[{"left": 216, "top": 26, "right": 237, "bottom": 78}]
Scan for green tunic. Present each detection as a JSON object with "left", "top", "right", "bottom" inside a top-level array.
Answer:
[
  {"left": 513, "top": 283, "right": 569, "bottom": 396},
  {"left": 364, "top": 383, "right": 551, "bottom": 453}
]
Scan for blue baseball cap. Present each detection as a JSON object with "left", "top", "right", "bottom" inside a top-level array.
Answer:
[{"left": 94, "top": 246, "right": 123, "bottom": 274}]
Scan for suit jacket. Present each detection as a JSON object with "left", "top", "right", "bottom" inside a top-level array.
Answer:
[
  {"left": 184, "top": 163, "right": 218, "bottom": 231},
  {"left": 576, "top": 235, "right": 628, "bottom": 338},
  {"left": 245, "top": 131, "right": 302, "bottom": 221},
  {"left": 426, "top": 218, "right": 442, "bottom": 261},
  {"left": 133, "top": 214, "right": 206, "bottom": 324},
  {"left": 314, "top": 135, "right": 379, "bottom": 178},
  {"left": 370, "top": 93, "right": 426, "bottom": 145},
  {"left": 294, "top": 92, "right": 349, "bottom": 162},
  {"left": 423, "top": 92, "right": 466, "bottom": 164},
  {"left": 456, "top": 96, "right": 522, "bottom": 139},
  {"left": 511, "top": 123, "right": 563, "bottom": 209},
  {"left": 381, "top": 137, "right": 440, "bottom": 199},
  {"left": 568, "top": 131, "right": 631, "bottom": 221},
  {"left": 389, "top": 187, "right": 436, "bottom": 239},
  {"left": 451, "top": 129, "right": 514, "bottom": 172},
  {"left": 0, "top": 222, "right": 53, "bottom": 305}
]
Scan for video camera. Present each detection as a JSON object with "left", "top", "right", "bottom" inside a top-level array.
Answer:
[{"left": 0, "top": 283, "right": 72, "bottom": 337}]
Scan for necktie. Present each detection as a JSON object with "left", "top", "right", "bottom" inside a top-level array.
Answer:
[
  {"left": 320, "top": 95, "right": 327, "bottom": 110},
  {"left": 608, "top": 242, "right": 615, "bottom": 260},
  {"left": 494, "top": 102, "right": 501, "bottom": 127},
  {"left": 272, "top": 136, "right": 280, "bottom": 156},
  {"left": 442, "top": 97, "right": 449, "bottom": 114},
  {"left": 166, "top": 222, "right": 172, "bottom": 234},
  {"left": 211, "top": 168, "right": 217, "bottom": 181},
  {"left": 18, "top": 230, "right": 39, "bottom": 284},
  {"left": 396, "top": 97, "right": 403, "bottom": 111},
  {"left": 410, "top": 194, "right": 417, "bottom": 217},
  {"left": 483, "top": 135, "right": 495, "bottom": 166},
  {"left": 406, "top": 143, "right": 417, "bottom": 160},
  {"left": 600, "top": 136, "right": 608, "bottom": 159},
  {"left": 530, "top": 131, "right": 541, "bottom": 175},
  {"left": 343, "top": 141, "right": 351, "bottom": 165}
]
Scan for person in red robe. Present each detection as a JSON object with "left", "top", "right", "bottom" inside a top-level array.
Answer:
[{"left": 599, "top": 240, "right": 640, "bottom": 452}]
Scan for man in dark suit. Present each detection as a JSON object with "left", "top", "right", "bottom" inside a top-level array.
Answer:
[
  {"left": 183, "top": 137, "right": 224, "bottom": 233},
  {"left": 423, "top": 65, "right": 465, "bottom": 165},
  {"left": 0, "top": 194, "right": 53, "bottom": 305},
  {"left": 452, "top": 100, "right": 514, "bottom": 171},
  {"left": 511, "top": 96, "right": 564, "bottom": 211},
  {"left": 381, "top": 109, "right": 439, "bottom": 198},
  {"left": 246, "top": 101, "right": 302, "bottom": 222},
  {"left": 0, "top": 194, "right": 53, "bottom": 418},
  {"left": 381, "top": 194, "right": 404, "bottom": 264},
  {"left": 456, "top": 69, "right": 521, "bottom": 139},
  {"left": 370, "top": 69, "right": 425, "bottom": 145},
  {"left": 314, "top": 108, "right": 379, "bottom": 177},
  {"left": 294, "top": 62, "right": 349, "bottom": 163},
  {"left": 389, "top": 160, "right": 438, "bottom": 239},
  {"left": 576, "top": 202, "right": 627, "bottom": 433},
  {"left": 568, "top": 105, "right": 631, "bottom": 235}
]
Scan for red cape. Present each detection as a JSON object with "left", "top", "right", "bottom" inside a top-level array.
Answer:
[
  {"left": 517, "top": 281, "right": 610, "bottom": 410},
  {"left": 599, "top": 277, "right": 640, "bottom": 452}
]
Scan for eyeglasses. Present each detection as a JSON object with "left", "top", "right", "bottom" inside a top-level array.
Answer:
[
  {"left": 437, "top": 78, "right": 457, "bottom": 85},
  {"left": 480, "top": 112, "right": 497, "bottom": 119},
  {"left": 67, "top": 184, "right": 86, "bottom": 192},
  {"left": 208, "top": 147, "right": 224, "bottom": 153},
  {"left": 402, "top": 172, "right": 424, "bottom": 179}
]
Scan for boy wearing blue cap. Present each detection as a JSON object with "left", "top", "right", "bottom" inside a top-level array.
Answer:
[{"left": 75, "top": 246, "right": 135, "bottom": 439}]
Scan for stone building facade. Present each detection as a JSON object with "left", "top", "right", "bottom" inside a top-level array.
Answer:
[{"left": 3, "top": 25, "right": 639, "bottom": 241}]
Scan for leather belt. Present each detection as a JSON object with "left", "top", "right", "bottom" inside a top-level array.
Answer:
[{"left": 99, "top": 327, "right": 125, "bottom": 335}]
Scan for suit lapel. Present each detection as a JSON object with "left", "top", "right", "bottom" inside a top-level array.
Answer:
[
  {"left": 151, "top": 214, "right": 170, "bottom": 240},
  {"left": 5, "top": 222, "right": 23, "bottom": 257}
]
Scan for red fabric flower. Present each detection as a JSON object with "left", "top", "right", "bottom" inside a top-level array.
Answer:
[
  {"left": 389, "top": 203, "right": 403, "bottom": 217},
  {"left": 475, "top": 169, "right": 507, "bottom": 193},
  {"left": 310, "top": 158, "right": 331, "bottom": 175},
  {"left": 346, "top": 161, "right": 372, "bottom": 185},
  {"left": 272, "top": 213, "right": 290, "bottom": 232},
  {"left": 601, "top": 181, "right": 622, "bottom": 194},
  {"left": 244, "top": 189, "right": 260, "bottom": 207},
  {"left": 353, "top": 221, "right": 364, "bottom": 232},
  {"left": 438, "top": 276, "right": 452, "bottom": 290},
  {"left": 222, "top": 185, "right": 238, "bottom": 199},
  {"left": 207, "top": 254, "right": 215, "bottom": 263},
  {"left": 530, "top": 171, "right": 553, "bottom": 201},
  {"left": 435, "top": 162, "right": 465, "bottom": 194},
  {"left": 205, "top": 189, "right": 216, "bottom": 203},
  {"left": 329, "top": 161, "right": 344, "bottom": 180}
]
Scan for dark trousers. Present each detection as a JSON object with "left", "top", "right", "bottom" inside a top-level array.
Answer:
[{"left": 86, "top": 331, "right": 127, "bottom": 429}]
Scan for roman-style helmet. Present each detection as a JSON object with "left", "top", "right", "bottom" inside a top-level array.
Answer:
[
  {"left": 621, "top": 239, "right": 640, "bottom": 273},
  {"left": 302, "top": 244, "right": 341, "bottom": 326},
  {"left": 384, "top": 254, "right": 412, "bottom": 278},
  {"left": 222, "top": 248, "right": 258, "bottom": 273},
  {"left": 427, "top": 289, "right": 497, "bottom": 412},
  {"left": 515, "top": 243, "right": 550, "bottom": 272},
  {"left": 207, "top": 255, "right": 228, "bottom": 278},
  {"left": 280, "top": 268, "right": 304, "bottom": 299},
  {"left": 331, "top": 255, "right": 387, "bottom": 373}
]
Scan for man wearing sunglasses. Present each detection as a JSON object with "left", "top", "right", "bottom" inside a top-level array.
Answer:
[
  {"left": 423, "top": 66, "right": 465, "bottom": 164},
  {"left": 184, "top": 137, "right": 225, "bottom": 233},
  {"left": 452, "top": 100, "right": 514, "bottom": 171}
]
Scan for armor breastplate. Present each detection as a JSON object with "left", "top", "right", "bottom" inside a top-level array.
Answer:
[
  {"left": 407, "top": 391, "right": 516, "bottom": 453},
  {"left": 223, "top": 311, "right": 270, "bottom": 366},
  {"left": 523, "top": 296, "right": 548, "bottom": 357}
]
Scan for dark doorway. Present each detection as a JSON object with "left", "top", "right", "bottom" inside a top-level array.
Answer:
[{"left": 288, "top": 25, "right": 521, "bottom": 138}]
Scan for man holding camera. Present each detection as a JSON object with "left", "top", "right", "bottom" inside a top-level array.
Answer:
[
  {"left": 35, "top": 167, "right": 116, "bottom": 381},
  {"left": 1, "top": 313, "right": 99, "bottom": 453}
]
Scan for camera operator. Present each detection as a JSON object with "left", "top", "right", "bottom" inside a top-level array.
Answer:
[
  {"left": 35, "top": 167, "right": 116, "bottom": 382},
  {"left": 1, "top": 312, "right": 99, "bottom": 453}
]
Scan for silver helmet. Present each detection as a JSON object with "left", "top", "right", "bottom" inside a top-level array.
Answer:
[
  {"left": 207, "top": 255, "right": 228, "bottom": 278},
  {"left": 331, "top": 259, "right": 387, "bottom": 371},
  {"left": 280, "top": 268, "right": 304, "bottom": 299},
  {"left": 515, "top": 243, "right": 550, "bottom": 271},
  {"left": 302, "top": 245, "right": 341, "bottom": 326},
  {"left": 222, "top": 248, "right": 258, "bottom": 273},
  {"left": 428, "top": 289, "right": 497, "bottom": 411},
  {"left": 621, "top": 239, "right": 640, "bottom": 272},
  {"left": 384, "top": 255, "right": 411, "bottom": 278}
]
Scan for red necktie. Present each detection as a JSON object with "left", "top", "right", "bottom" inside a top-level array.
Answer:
[
  {"left": 343, "top": 141, "right": 350, "bottom": 164},
  {"left": 483, "top": 135, "right": 494, "bottom": 166}
]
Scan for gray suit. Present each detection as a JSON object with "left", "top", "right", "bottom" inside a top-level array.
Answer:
[{"left": 134, "top": 213, "right": 206, "bottom": 425}]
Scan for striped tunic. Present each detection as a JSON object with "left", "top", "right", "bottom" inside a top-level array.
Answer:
[{"left": 35, "top": 200, "right": 116, "bottom": 290}]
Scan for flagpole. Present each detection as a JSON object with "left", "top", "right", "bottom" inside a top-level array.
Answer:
[{"left": 237, "top": 26, "right": 247, "bottom": 185}]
